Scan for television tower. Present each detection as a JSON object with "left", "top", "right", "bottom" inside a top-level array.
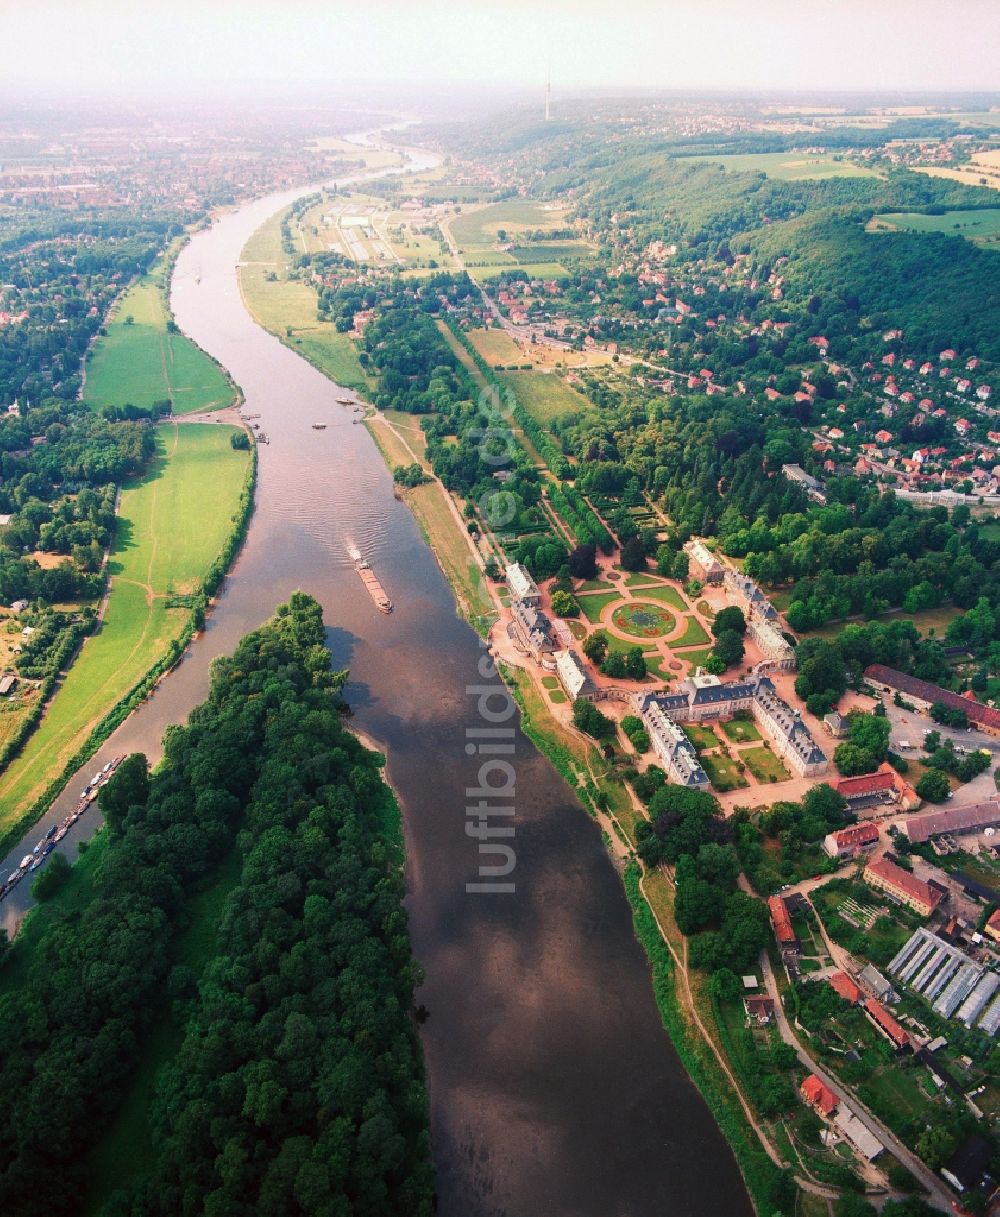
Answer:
[{"left": 545, "top": 59, "right": 551, "bottom": 122}]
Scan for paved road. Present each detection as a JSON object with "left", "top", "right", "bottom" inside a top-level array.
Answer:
[{"left": 759, "top": 951, "right": 956, "bottom": 1213}]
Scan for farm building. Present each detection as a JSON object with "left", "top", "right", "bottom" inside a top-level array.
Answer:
[
  {"left": 903, "top": 797, "right": 1000, "bottom": 844},
  {"left": 863, "top": 664, "right": 1000, "bottom": 735}
]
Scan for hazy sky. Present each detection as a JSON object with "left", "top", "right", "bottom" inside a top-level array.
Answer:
[{"left": 4, "top": 0, "right": 1000, "bottom": 98}]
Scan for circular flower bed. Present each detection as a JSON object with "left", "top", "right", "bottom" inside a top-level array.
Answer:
[{"left": 611, "top": 602, "right": 674, "bottom": 639}]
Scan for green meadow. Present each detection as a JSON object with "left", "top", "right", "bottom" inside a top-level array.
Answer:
[
  {"left": 239, "top": 206, "right": 373, "bottom": 392},
  {"left": 691, "top": 151, "right": 879, "bottom": 180},
  {"left": 84, "top": 267, "right": 233, "bottom": 415},
  {"left": 499, "top": 369, "right": 595, "bottom": 424},
  {"left": 0, "top": 425, "right": 250, "bottom": 830},
  {"left": 870, "top": 207, "right": 1000, "bottom": 245}
]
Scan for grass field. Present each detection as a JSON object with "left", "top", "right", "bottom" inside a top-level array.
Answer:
[
  {"left": 673, "top": 616, "right": 711, "bottom": 648},
  {"left": 691, "top": 151, "right": 879, "bottom": 180},
  {"left": 578, "top": 591, "right": 619, "bottom": 623},
  {"left": 633, "top": 583, "right": 688, "bottom": 610},
  {"left": 239, "top": 206, "right": 372, "bottom": 393},
  {"left": 467, "top": 327, "right": 525, "bottom": 366},
  {"left": 0, "top": 425, "right": 250, "bottom": 832},
  {"left": 499, "top": 369, "right": 595, "bottom": 423},
  {"left": 450, "top": 199, "right": 572, "bottom": 248},
  {"left": 742, "top": 746, "right": 791, "bottom": 784},
  {"left": 870, "top": 207, "right": 1000, "bottom": 246},
  {"left": 720, "top": 717, "right": 762, "bottom": 743},
  {"left": 683, "top": 723, "right": 721, "bottom": 752},
  {"left": 84, "top": 268, "right": 233, "bottom": 415},
  {"left": 702, "top": 752, "right": 748, "bottom": 792}
]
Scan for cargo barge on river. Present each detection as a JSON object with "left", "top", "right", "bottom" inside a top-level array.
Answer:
[{"left": 356, "top": 559, "right": 392, "bottom": 613}]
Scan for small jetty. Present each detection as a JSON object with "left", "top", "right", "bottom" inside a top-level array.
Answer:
[
  {"left": 356, "top": 559, "right": 392, "bottom": 613},
  {"left": 0, "top": 756, "right": 125, "bottom": 905},
  {"left": 258, "top": 432, "right": 269, "bottom": 444}
]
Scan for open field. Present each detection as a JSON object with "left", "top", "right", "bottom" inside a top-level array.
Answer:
[
  {"left": 84, "top": 269, "right": 233, "bottom": 415},
  {"left": 915, "top": 149, "right": 1000, "bottom": 192},
  {"left": 239, "top": 207, "right": 372, "bottom": 393},
  {"left": 406, "top": 482, "right": 494, "bottom": 625},
  {"left": 499, "top": 370, "right": 595, "bottom": 423},
  {"left": 467, "top": 327, "right": 525, "bottom": 365},
  {"left": 870, "top": 207, "right": 1000, "bottom": 246},
  {"left": 450, "top": 199, "right": 572, "bottom": 247},
  {"left": 0, "top": 425, "right": 250, "bottom": 831},
  {"left": 689, "top": 151, "right": 879, "bottom": 180}
]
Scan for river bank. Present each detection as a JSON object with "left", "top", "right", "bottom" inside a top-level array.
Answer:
[
  {"left": 5, "top": 150, "right": 756, "bottom": 1216},
  {"left": 233, "top": 193, "right": 778, "bottom": 1212}
]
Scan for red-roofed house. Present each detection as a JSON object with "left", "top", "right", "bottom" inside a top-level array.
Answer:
[
  {"left": 768, "top": 895, "right": 799, "bottom": 953},
  {"left": 940, "top": 348, "right": 957, "bottom": 363},
  {"left": 801, "top": 1074, "right": 838, "bottom": 1117},
  {"left": 985, "top": 909, "right": 1000, "bottom": 946},
  {"left": 744, "top": 994, "right": 775, "bottom": 1025},
  {"left": 863, "top": 998, "right": 911, "bottom": 1052},
  {"left": 823, "top": 822, "right": 880, "bottom": 859},
  {"left": 864, "top": 855, "right": 945, "bottom": 918},
  {"left": 829, "top": 972, "right": 864, "bottom": 1005},
  {"left": 833, "top": 763, "right": 920, "bottom": 811}
]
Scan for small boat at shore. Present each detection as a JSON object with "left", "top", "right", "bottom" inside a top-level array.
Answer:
[
  {"left": 337, "top": 397, "right": 353, "bottom": 405},
  {"left": 356, "top": 559, "right": 392, "bottom": 613},
  {"left": 311, "top": 424, "right": 327, "bottom": 430}
]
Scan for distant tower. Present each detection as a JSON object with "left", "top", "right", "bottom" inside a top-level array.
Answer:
[{"left": 545, "top": 60, "right": 551, "bottom": 122}]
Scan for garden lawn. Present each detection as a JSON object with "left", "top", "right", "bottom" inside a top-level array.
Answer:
[
  {"left": 0, "top": 425, "right": 250, "bottom": 832},
  {"left": 742, "top": 746, "right": 791, "bottom": 784},
  {"left": 683, "top": 723, "right": 721, "bottom": 752},
  {"left": 702, "top": 752, "right": 748, "bottom": 792},
  {"left": 578, "top": 590, "right": 620, "bottom": 623},
  {"left": 673, "top": 616, "right": 711, "bottom": 647},
  {"left": 721, "top": 718, "right": 762, "bottom": 743},
  {"left": 84, "top": 274, "right": 233, "bottom": 415},
  {"left": 635, "top": 583, "right": 688, "bottom": 610},
  {"left": 612, "top": 601, "right": 674, "bottom": 638}
]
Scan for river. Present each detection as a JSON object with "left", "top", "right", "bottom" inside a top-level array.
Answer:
[{"left": 1, "top": 149, "right": 752, "bottom": 1217}]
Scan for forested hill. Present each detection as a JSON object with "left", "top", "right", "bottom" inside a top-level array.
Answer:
[
  {"left": 743, "top": 211, "right": 1000, "bottom": 360},
  {"left": 0, "top": 592, "right": 435, "bottom": 1217}
]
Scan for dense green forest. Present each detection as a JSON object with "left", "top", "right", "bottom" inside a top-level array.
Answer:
[{"left": 0, "top": 593, "right": 434, "bottom": 1217}]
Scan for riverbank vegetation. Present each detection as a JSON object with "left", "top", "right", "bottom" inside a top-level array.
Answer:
[
  {"left": 0, "top": 424, "right": 252, "bottom": 851},
  {"left": 0, "top": 593, "right": 434, "bottom": 1217}
]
